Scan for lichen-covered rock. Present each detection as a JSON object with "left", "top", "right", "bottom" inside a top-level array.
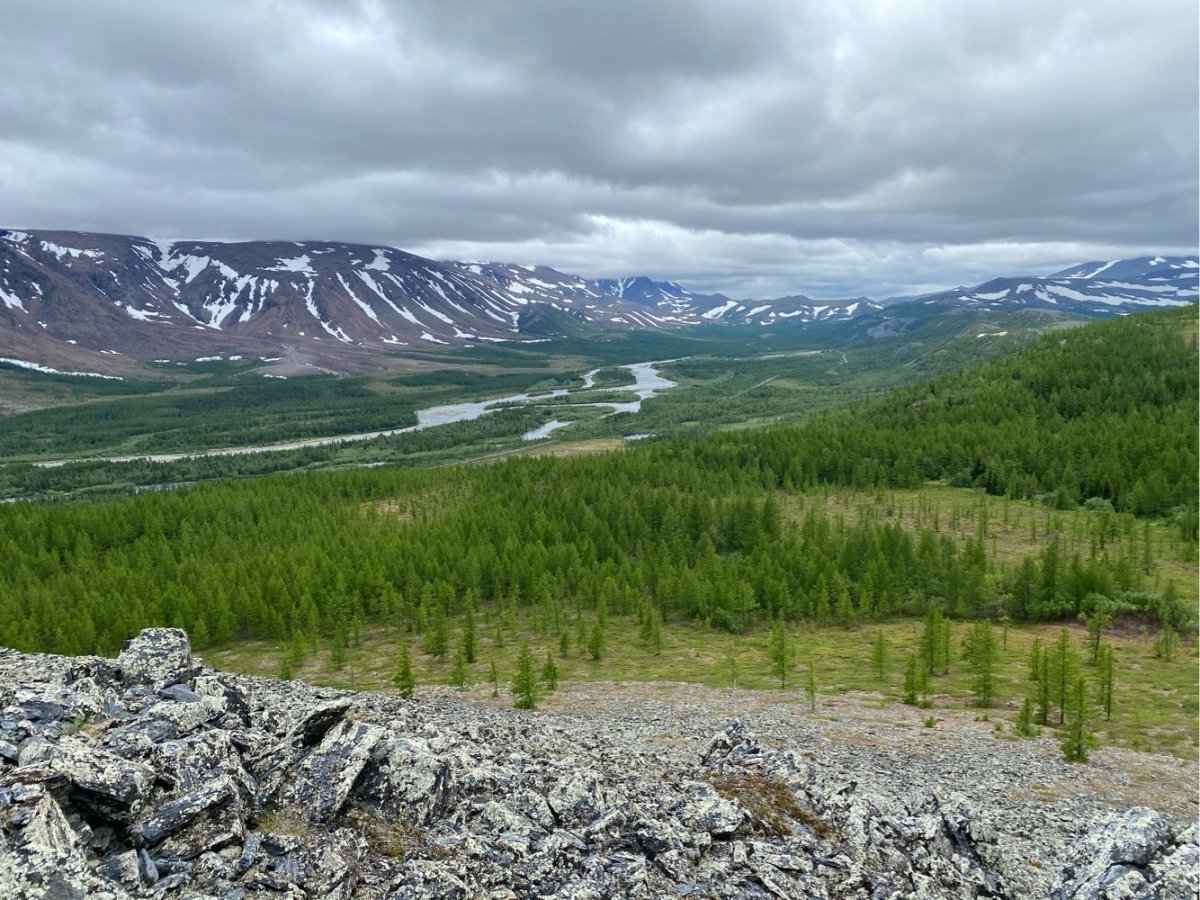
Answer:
[
  {"left": 1051, "top": 808, "right": 1198, "bottom": 900},
  {"left": 17, "top": 736, "right": 155, "bottom": 821},
  {"left": 116, "top": 628, "right": 194, "bottom": 689},
  {"left": 276, "top": 719, "right": 385, "bottom": 823},
  {"left": 130, "top": 775, "right": 239, "bottom": 848},
  {"left": 0, "top": 794, "right": 121, "bottom": 899}
]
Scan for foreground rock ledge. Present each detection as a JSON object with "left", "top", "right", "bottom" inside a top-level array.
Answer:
[{"left": 0, "top": 629, "right": 1194, "bottom": 899}]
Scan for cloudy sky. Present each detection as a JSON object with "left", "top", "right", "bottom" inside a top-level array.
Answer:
[{"left": 1, "top": 1, "right": 1196, "bottom": 298}]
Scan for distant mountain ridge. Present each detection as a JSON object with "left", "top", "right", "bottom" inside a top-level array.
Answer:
[{"left": 0, "top": 228, "right": 1194, "bottom": 374}]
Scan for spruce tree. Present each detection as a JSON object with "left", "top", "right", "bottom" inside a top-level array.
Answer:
[
  {"left": 488, "top": 659, "right": 500, "bottom": 697},
  {"left": 559, "top": 630, "right": 570, "bottom": 658},
  {"left": 393, "top": 642, "right": 415, "bottom": 699},
  {"left": 512, "top": 643, "right": 540, "bottom": 710}
]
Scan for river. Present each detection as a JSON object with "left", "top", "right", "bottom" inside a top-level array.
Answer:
[{"left": 31, "top": 360, "right": 679, "bottom": 467}]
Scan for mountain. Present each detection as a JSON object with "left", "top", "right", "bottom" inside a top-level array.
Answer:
[
  {"left": 0, "top": 231, "right": 682, "bottom": 373},
  {"left": 0, "top": 228, "right": 1194, "bottom": 375},
  {"left": 905, "top": 256, "right": 1198, "bottom": 314}
]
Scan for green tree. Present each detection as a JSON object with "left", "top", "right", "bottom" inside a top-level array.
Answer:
[
  {"left": 1082, "top": 594, "right": 1113, "bottom": 664},
  {"left": 970, "top": 619, "right": 998, "bottom": 707},
  {"left": 640, "top": 604, "right": 663, "bottom": 654},
  {"left": 329, "top": 626, "right": 348, "bottom": 671},
  {"left": 870, "top": 633, "right": 888, "bottom": 683},
  {"left": 450, "top": 647, "right": 468, "bottom": 691},
  {"left": 559, "top": 630, "right": 569, "bottom": 658},
  {"left": 392, "top": 642, "right": 415, "bottom": 699},
  {"left": 587, "top": 618, "right": 606, "bottom": 661},
  {"left": 541, "top": 650, "right": 560, "bottom": 692},
  {"left": 903, "top": 653, "right": 919, "bottom": 706},
  {"left": 1035, "top": 652, "right": 1051, "bottom": 725},
  {"left": 1060, "top": 676, "right": 1093, "bottom": 763},
  {"left": 1096, "top": 643, "right": 1115, "bottom": 721},
  {"left": 722, "top": 646, "right": 741, "bottom": 688},
  {"left": 488, "top": 658, "right": 500, "bottom": 697},
  {"left": 1154, "top": 625, "right": 1178, "bottom": 661},
  {"left": 920, "top": 607, "right": 945, "bottom": 676},
  {"left": 1014, "top": 694, "right": 1036, "bottom": 737},
  {"left": 421, "top": 600, "right": 448, "bottom": 658},
  {"left": 767, "top": 624, "right": 794, "bottom": 688},
  {"left": 462, "top": 599, "right": 477, "bottom": 663},
  {"left": 512, "top": 643, "right": 540, "bottom": 710},
  {"left": 1047, "top": 628, "right": 1078, "bottom": 725}
]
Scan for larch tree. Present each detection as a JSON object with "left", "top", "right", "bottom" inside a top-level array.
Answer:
[{"left": 512, "top": 643, "right": 540, "bottom": 710}]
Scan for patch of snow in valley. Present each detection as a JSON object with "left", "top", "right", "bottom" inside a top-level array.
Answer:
[{"left": 0, "top": 357, "right": 121, "bottom": 379}]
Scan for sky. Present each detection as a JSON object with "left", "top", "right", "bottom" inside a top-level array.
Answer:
[{"left": 1, "top": 1, "right": 1196, "bottom": 299}]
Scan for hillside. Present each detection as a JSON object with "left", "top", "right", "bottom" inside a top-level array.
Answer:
[
  {"left": 1, "top": 629, "right": 1195, "bottom": 899},
  {"left": 0, "top": 308, "right": 1192, "bottom": 657}
]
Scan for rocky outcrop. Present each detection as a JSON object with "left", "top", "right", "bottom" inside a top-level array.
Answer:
[
  {"left": 0, "top": 629, "right": 1194, "bottom": 898},
  {"left": 1050, "top": 808, "right": 1198, "bottom": 900}
]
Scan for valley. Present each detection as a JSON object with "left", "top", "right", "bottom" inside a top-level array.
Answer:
[{"left": 0, "top": 307, "right": 1194, "bottom": 767}]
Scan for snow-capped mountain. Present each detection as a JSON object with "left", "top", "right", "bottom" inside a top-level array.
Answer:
[
  {"left": 460, "top": 266, "right": 884, "bottom": 326},
  {"left": 0, "top": 228, "right": 1194, "bottom": 375},
  {"left": 0, "top": 231, "right": 684, "bottom": 371},
  {"left": 909, "top": 256, "right": 1198, "bottom": 314}
]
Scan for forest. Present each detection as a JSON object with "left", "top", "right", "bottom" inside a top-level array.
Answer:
[{"left": 0, "top": 307, "right": 1193, "bottom": 660}]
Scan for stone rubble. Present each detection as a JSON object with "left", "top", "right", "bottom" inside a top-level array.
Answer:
[{"left": 0, "top": 629, "right": 1193, "bottom": 899}]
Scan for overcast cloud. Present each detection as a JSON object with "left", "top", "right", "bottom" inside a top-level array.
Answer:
[{"left": 1, "top": 0, "right": 1196, "bottom": 298}]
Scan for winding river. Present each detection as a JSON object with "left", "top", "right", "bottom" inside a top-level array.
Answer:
[{"left": 32, "top": 360, "right": 679, "bottom": 467}]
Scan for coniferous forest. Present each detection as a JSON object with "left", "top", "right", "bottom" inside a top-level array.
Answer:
[{"left": 0, "top": 308, "right": 1193, "bottom": 661}]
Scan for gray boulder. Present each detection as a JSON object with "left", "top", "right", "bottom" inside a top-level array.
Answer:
[
  {"left": 117, "top": 628, "right": 194, "bottom": 689},
  {"left": 277, "top": 719, "right": 386, "bottom": 823}
]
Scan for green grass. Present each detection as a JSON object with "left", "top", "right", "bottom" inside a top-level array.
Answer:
[{"left": 207, "top": 614, "right": 1197, "bottom": 760}]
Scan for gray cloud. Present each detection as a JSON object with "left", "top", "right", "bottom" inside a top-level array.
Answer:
[{"left": 0, "top": 0, "right": 1195, "bottom": 297}]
